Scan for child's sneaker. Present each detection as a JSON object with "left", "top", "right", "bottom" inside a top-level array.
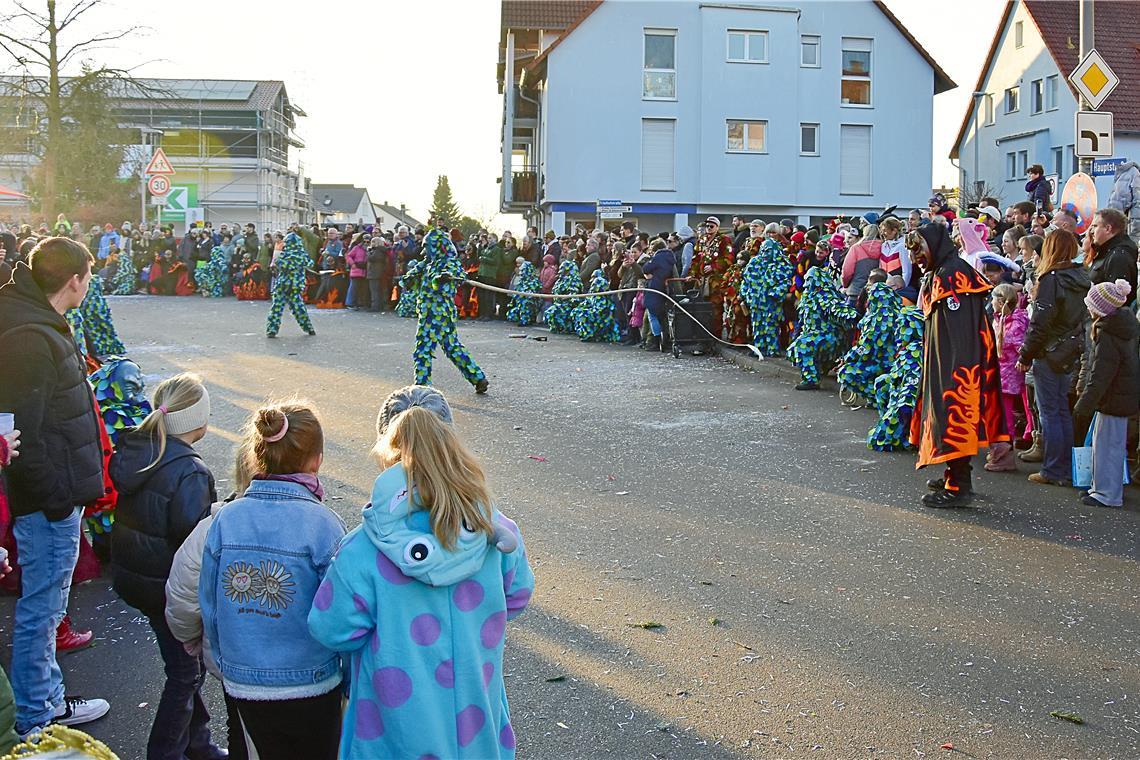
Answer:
[{"left": 53, "top": 696, "right": 110, "bottom": 726}]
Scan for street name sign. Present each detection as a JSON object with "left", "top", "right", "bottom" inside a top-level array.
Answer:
[{"left": 1069, "top": 49, "right": 1119, "bottom": 110}]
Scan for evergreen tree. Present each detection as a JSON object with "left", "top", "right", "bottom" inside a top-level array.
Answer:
[{"left": 429, "top": 175, "right": 461, "bottom": 225}]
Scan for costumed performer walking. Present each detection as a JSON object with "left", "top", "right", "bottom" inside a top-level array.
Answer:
[{"left": 265, "top": 231, "right": 316, "bottom": 338}]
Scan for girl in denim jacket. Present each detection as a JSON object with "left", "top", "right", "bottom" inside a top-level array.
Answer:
[
  {"left": 308, "top": 386, "right": 534, "bottom": 759},
  {"left": 200, "top": 402, "right": 346, "bottom": 760}
]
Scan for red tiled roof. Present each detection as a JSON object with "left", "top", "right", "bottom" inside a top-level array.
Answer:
[
  {"left": 1025, "top": 0, "right": 1140, "bottom": 130},
  {"left": 501, "top": 0, "right": 596, "bottom": 30},
  {"left": 950, "top": 1, "right": 1140, "bottom": 158}
]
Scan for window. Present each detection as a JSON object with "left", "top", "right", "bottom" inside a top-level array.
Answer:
[
  {"left": 983, "top": 93, "right": 994, "bottom": 125},
  {"left": 1014, "top": 20, "right": 1024, "bottom": 48},
  {"left": 1031, "top": 79, "right": 1043, "bottom": 114},
  {"left": 1018, "top": 150, "right": 1028, "bottom": 177},
  {"left": 800, "top": 123, "right": 819, "bottom": 155},
  {"left": 643, "top": 29, "right": 676, "bottom": 100},
  {"left": 1007, "top": 152, "right": 1018, "bottom": 180},
  {"left": 1045, "top": 75, "right": 1059, "bottom": 110},
  {"left": 726, "top": 120, "right": 767, "bottom": 153},
  {"left": 727, "top": 30, "right": 767, "bottom": 63},
  {"left": 1005, "top": 86, "right": 1019, "bottom": 113},
  {"left": 839, "top": 124, "right": 872, "bottom": 194},
  {"left": 1052, "top": 147, "right": 1064, "bottom": 177},
  {"left": 841, "top": 38, "right": 872, "bottom": 106},
  {"left": 800, "top": 35, "right": 820, "bottom": 67},
  {"left": 641, "top": 118, "right": 675, "bottom": 190},
  {"left": 1067, "top": 144, "right": 1077, "bottom": 175}
]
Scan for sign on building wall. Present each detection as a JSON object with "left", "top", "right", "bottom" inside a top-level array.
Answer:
[
  {"left": 1091, "top": 157, "right": 1127, "bottom": 177},
  {"left": 160, "top": 184, "right": 198, "bottom": 221}
]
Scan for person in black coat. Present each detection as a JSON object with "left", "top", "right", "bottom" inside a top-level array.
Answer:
[
  {"left": 640, "top": 240, "right": 676, "bottom": 352},
  {"left": 1086, "top": 209, "right": 1138, "bottom": 307},
  {"left": 1072, "top": 278, "right": 1138, "bottom": 508},
  {"left": 108, "top": 374, "right": 224, "bottom": 760}
]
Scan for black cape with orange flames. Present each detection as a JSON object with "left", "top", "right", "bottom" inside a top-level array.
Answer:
[{"left": 908, "top": 224, "right": 1009, "bottom": 467}]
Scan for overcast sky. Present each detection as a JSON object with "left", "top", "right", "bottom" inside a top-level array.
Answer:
[{"left": 37, "top": 0, "right": 1003, "bottom": 228}]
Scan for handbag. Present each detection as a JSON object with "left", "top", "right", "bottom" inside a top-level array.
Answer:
[
  {"left": 1072, "top": 413, "right": 1132, "bottom": 488},
  {"left": 1043, "top": 325, "right": 1085, "bottom": 374}
]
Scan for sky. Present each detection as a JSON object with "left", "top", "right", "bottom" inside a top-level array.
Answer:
[{"left": 29, "top": 0, "right": 1004, "bottom": 229}]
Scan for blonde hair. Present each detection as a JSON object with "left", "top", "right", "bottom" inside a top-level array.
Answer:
[
  {"left": 992, "top": 282, "right": 1020, "bottom": 351},
  {"left": 233, "top": 439, "right": 255, "bottom": 496},
  {"left": 243, "top": 400, "right": 324, "bottom": 476},
  {"left": 136, "top": 373, "right": 206, "bottom": 471},
  {"left": 371, "top": 406, "right": 493, "bottom": 551}
]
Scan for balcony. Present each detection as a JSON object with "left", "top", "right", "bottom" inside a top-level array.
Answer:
[{"left": 504, "top": 166, "right": 538, "bottom": 210}]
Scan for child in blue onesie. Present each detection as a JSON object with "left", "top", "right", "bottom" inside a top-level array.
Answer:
[{"left": 308, "top": 385, "right": 534, "bottom": 759}]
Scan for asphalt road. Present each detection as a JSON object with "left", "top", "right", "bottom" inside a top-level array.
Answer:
[{"left": 2, "top": 295, "right": 1137, "bottom": 760}]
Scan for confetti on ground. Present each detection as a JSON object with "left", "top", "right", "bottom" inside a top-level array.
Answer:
[
  {"left": 527, "top": 455, "right": 547, "bottom": 462},
  {"left": 557, "top": 722, "right": 570, "bottom": 730},
  {"left": 709, "top": 617, "right": 722, "bottom": 626},
  {"left": 940, "top": 742, "right": 954, "bottom": 750}
]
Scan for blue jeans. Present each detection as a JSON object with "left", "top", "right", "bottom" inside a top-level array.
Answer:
[
  {"left": 147, "top": 614, "right": 216, "bottom": 760},
  {"left": 11, "top": 508, "right": 80, "bottom": 733},
  {"left": 1032, "top": 360, "right": 1073, "bottom": 480},
  {"left": 1090, "top": 413, "right": 1128, "bottom": 507}
]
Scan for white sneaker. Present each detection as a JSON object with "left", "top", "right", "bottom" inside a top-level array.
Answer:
[{"left": 53, "top": 696, "right": 110, "bottom": 726}]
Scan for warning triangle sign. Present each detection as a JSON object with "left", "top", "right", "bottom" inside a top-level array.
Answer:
[{"left": 145, "top": 147, "right": 175, "bottom": 175}]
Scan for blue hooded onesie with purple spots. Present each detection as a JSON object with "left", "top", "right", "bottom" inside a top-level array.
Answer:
[{"left": 307, "top": 463, "right": 534, "bottom": 759}]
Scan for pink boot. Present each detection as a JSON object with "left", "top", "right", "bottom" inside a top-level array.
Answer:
[{"left": 984, "top": 442, "right": 1018, "bottom": 472}]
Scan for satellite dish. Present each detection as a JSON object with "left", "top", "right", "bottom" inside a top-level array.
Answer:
[{"left": 322, "top": 195, "right": 332, "bottom": 206}]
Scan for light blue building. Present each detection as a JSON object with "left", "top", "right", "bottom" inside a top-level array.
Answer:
[
  {"left": 950, "top": 0, "right": 1139, "bottom": 212},
  {"left": 498, "top": 0, "right": 954, "bottom": 233}
]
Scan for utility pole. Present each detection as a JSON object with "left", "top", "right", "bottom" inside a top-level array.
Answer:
[{"left": 1078, "top": 0, "right": 1094, "bottom": 175}]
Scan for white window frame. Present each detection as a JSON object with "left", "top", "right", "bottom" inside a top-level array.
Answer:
[
  {"left": 1014, "top": 20, "right": 1024, "bottom": 48},
  {"left": 1005, "top": 86, "right": 1019, "bottom": 114},
  {"left": 983, "top": 93, "right": 995, "bottom": 125},
  {"left": 1030, "top": 79, "right": 1043, "bottom": 114},
  {"left": 727, "top": 30, "right": 768, "bottom": 64},
  {"left": 840, "top": 37, "right": 873, "bottom": 108},
  {"left": 643, "top": 28, "right": 677, "bottom": 101},
  {"left": 726, "top": 119, "right": 768, "bottom": 154},
  {"left": 1045, "top": 75, "right": 1059, "bottom": 110},
  {"left": 839, "top": 123, "right": 873, "bottom": 195},
  {"left": 800, "top": 122, "right": 820, "bottom": 156},
  {"left": 1007, "top": 151, "right": 1018, "bottom": 181},
  {"left": 1018, "top": 150, "right": 1028, "bottom": 177},
  {"left": 800, "top": 34, "right": 821, "bottom": 68}
]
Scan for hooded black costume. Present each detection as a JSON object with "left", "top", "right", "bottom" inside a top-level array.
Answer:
[{"left": 908, "top": 224, "right": 1008, "bottom": 501}]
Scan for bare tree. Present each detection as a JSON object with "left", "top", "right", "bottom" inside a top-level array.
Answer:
[
  {"left": 958, "top": 180, "right": 1004, "bottom": 211},
  {"left": 0, "top": 0, "right": 154, "bottom": 217}
]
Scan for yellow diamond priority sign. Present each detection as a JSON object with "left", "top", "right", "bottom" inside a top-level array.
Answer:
[{"left": 1069, "top": 49, "right": 1119, "bottom": 110}]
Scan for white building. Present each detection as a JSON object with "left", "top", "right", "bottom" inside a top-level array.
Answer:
[
  {"left": 372, "top": 202, "right": 424, "bottom": 231},
  {"left": 951, "top": 0, "right": 1139, "bottom": 209},
  {"left": 312, "top": 184, "right": 376, "bottom": 228},
  {"left": 498, "top": 0, "right": 954, "bottom": 233}
]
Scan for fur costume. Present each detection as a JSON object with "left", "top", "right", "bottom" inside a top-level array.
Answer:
[
  {"left": 574, "top": 268, "right": 620, "bottom": 343},
  {"left": 739, "top": 238, "right": 794, "bottom": 357},
  {"left": 544, "top": 259, "right": 582, "bottom": 334},
  {"left": 838, "top": 282, "right": 903, "bottom": 407},
  {"left": 786, "top": 267, "right": 858, "bottom": 385},
  {"left": 868, "top": 306, "right": 924, "bottom": 451},
  {"left": 505, "top": 261, "right": 542, "bottom": 326},
  {"left": 410, "top": 227, "right": 486, "bottom": 387},
  {"left": 265, "top": 233, "right": 315, "bottom": 336}
]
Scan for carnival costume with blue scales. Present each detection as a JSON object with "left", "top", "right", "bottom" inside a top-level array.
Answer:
[
  {"left": 574, "top": 268, "right": 620, "bottom": 343},
  {"left": 838, "top": 282, "right": 903, "bottom": 407},
  {"left": 67, "top": 275, "right": 126, "bottom": 358},
  {"left": 739, "top": 238, "right": 793, "bottom": 357},
  {"left": 395, "top": 268, "right": 420, "bottom": 318},
  {"left": 85, "top": 357, "right": 151, "bottom": 536},
  {"left": 195, "top": 245, "right": 230, "bottom": 297},
  {"left": 505, "top": 261, "right": 542, "bottom": 326},
  {"left": 266, "top": 232, "right": 315, "bottom": 336},
  {"left": 110, "top": 251, "right": 137, "bottom": 296},
  {"left": 544, "top": 259, "right": 581, "bottom": 334},
  {"left": 409, "top": 226, "right": 487, "bottom": 389},
  {"left": 786, "top": 267, "right": 859, "bottom": 387},
  {"left": 867, "top": 306, "right": 924, "bottom": 451}
]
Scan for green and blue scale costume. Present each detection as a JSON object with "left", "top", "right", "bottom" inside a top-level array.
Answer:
[
  {"left": 544, "top": 259, "right": 581, "bottom": 334},
  {"left": 837, "top": 282, "right": 902, "bottom": 407},
  {"left": 867, "top": 306, "right": 924, "bottom": 451},
  {"left": 67, "top": 275, "right": 126, "bottom": 358},
  {"left": 574, "top": 268, "right": 620, "bottom": 343},
  {"left": 265, "top": 233, "right": 315, "bottom": 336},
  {"left": 739, "top": 238, "right": 793, "bottom": 357},
  {"left": 195, "top": 245, "right": 230, "bottom": 298},
  {"left": 786, "top": 267, "right": 859, "bottom": 386},
  {"left": 505, "top": 261, "right": 542, "bottom": 327}
]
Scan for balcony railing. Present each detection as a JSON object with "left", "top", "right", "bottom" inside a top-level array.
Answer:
[{"left": 509, "top": 167, "right": 538, "bottom": 205}]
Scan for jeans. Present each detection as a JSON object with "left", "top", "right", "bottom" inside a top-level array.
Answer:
[
  {"left": 647, "top": 311, "right": 662, "bottom": 337},
  {"left": 345, "top": 277, "right": 367, "bottom": 308},
  {"left": 1090, "top": 413, "right": 1128, "bottom": 506},
  {"left": 1032, "top": 360, "right": 1074, "bottom": 480},
  {"left": 147, "top": 615, "right": 216, "bottom": 760},
  {"left": 11, "top": 508, "right": 80, "bottom": 733}
]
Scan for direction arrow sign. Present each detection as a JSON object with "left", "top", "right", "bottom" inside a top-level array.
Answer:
[
  {"left": 147, "top": 174, "right": 171, "bottom": 196},
  {"left": 599, "top": 211, "right": 625, "bottom": 219},
  {"left": 164, "top": 186, "right": 189, "bottom": 212},
  {"left": 144, "top": 147, "right": 175, "bottom": 175},
  {"left": 1069, "top": 49, "right": 1120, "bottom": 110},
  {"left": 1075, "top": 110, "right": 1113, "bottom": 158}
]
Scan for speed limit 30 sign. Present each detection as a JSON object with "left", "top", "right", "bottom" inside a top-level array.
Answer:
[{"left": 147, "top": 174, "right": 171, "bottom": 196}]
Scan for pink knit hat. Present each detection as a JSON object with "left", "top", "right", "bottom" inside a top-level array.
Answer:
[{"left": 1085, "top": 278, "right": 1132, "bottom": 318}]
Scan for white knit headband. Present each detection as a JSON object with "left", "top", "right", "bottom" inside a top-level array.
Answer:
[{"left": 162, "top": 387, "right": 211, "bottom": 435}]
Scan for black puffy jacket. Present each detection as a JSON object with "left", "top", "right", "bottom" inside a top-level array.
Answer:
[
  {"left": 1074, "top": 307, "right": 1140, "bottom": 420},
  {"left": 0, "top": 263, "right": 104, "bottom": 520},
  {"left": 1019, "top": 265, "right": 1092, "bottom": 371},
  {"left": 110, "top": 429, "right": 215, "bottom": 616},
  {"left": 1089, "top": 232, "right": 1138, "bottom": 308}
]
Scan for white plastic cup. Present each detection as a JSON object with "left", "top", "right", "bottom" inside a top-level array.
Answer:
[{"left": 0, "top": 413, "right": 12, "bottom": 435}]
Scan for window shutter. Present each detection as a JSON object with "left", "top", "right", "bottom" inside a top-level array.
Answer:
[
  {"left": 641, "top": 119, "right": 675, "bottom": 190},
  {"left": 840, "top": 125, "right": 872, "bottom": 194}
]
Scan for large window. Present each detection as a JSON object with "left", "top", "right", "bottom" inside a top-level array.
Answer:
[
  {"left": 641, "top": 118, "right": 676, "bottom": 190},
  {"left": 840, "top": 124, "right": 872, "bottom": 194},
  {"left": 1018, "top": 150, "right": 1028, "bottom": 177},
  {"left": 800, "top": 123, "right": 819, "bottom": 156},
  {"left": 1046, "top": 75, "right": 1059, "bottom": 110},
  {"left": 1031, "top": 79, "right": 1043, "bottom": 114},
  {"left": 800, "top": 34, "right": 820, "bottom": 67},
  {"left": 841, "top": 38, "right": 872, "bottom": 106},
  {"left": 643, "top": 29, "right": 676, "bottom": 100},
  {"left": 726, "top": 120, "right": 767, "bottom": 153},
  {"left": 727, "top": 30, "right": 767, "bottom": 63},
  {"left": 1005, "top": 86, "right": 1019, "bottom": 113}
]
